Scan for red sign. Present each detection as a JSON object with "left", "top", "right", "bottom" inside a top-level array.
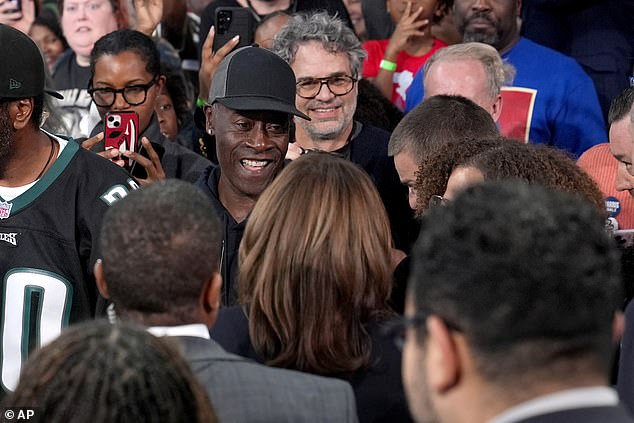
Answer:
[{"left": 498, "top": 87, "right": 537, "bottom": 142}]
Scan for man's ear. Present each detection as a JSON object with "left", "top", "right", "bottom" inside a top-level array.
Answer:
[
  {"left": 201, "top": 272, "right": 222, "bottom": 321},
  {"left": 94, "top": 259, "right": 110, "bottom": 299},
  {"left": 491, "top": 94, "right": 503, "bottom": 122},
  {"left": 156, "top": 75, "right": 167, "bottom": 91},
  {"left": 205, "top": 105, "right": 215, "bottom": 136},
  {"left": 12, "top": 98, "right": 34, "bottom": 130},
  {"left": 426, "top": 315, "right": 460, "bottom": 394},
  {"left": 613, "top": 311, "right": 625, "bottom": 343}
]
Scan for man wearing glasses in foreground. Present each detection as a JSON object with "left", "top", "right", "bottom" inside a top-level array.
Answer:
[
  {"left": 273, "top": 11, "right": 416, "bottom": 254},
  {"left": 398, "top": 181, "right": 632, "bottom": 423}
]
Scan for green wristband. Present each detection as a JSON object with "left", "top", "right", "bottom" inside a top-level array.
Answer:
[
  {"left": 379, "top": 59, "right": 397, "bottom": 72},
  {"left": 196, "top": 97, "right": 207, "bottom": 108}
]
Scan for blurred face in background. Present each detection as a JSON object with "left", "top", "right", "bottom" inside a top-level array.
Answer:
[
  {"left": 155, "top": 90, "right": 180, "bottom": 141},
  {"left": 387, "top": 0, "right": 439, "bottom": 24},
  {"left": 610, "top": 117, "right": 634, "bottom": 198},
  {"left": 342, "top": 0, "right": 366, "bottom": 40},
  {"left": 29, "top": 24, "right": 66, "bottom": 71},
  {"left": 254, "top": 13, "right": 290, "bottom": 49},
  {"left": 453, "top": 0, "right": 520, "bottom": 52},
  {"left": 60, "top": 0, "right": 118, "bottom": 66}
]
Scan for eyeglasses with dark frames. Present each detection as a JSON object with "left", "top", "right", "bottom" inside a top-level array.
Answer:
[
  {"left": 382, "top": 312, "right": 462, "bottom": 351},
  {"left": 88, "top": 77, "right": 158, "bottom": 108},
  {"left": 296, "top": 75, "right": 357, "bottom": 99}
]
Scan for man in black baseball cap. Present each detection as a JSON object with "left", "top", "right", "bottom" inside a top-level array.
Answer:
[
  {"left": 0, "top": 25, "right": 62, "bottom": 101},
  {"left": 0, "top": 24, "right": 136, "bottom": 394},
  {"left": 196, "top": 45, "right": 308, "bottom": 305}
]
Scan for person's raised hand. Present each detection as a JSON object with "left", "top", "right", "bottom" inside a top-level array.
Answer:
[
  {"left": 81, "top": 132, "right": 126, "bottom": 167},
  {"left": 0, "top": 1, "right": 21, "bottom": 24},
  {"left": 135, "top": 0, "right": 163, "bottom": 36},
  {"left": 122, "top": 137, "right": 166, "bottom": 185},
  {"left": 198, "top": 26, "right": 240, "bottom": 101},
  {"left": 385, "top": 2, "right": 429, "bottom": 59},
  {"left": 285, "top": 142, "right": 305, "bottom": 161},
  {"left": 0, "top": 0, "right": 35, "bottom": 34}
]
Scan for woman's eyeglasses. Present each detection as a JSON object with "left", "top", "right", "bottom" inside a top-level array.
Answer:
[{"left": 88, "top": 78, "right": 158, "bottom": 108}]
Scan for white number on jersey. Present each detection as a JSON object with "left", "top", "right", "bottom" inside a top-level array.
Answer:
[{"left": 1, "top": 269, "right": 72, "bottom": 392}]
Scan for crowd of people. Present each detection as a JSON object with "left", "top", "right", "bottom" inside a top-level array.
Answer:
[{"left": 0, "top": 0, "right": 634, "bottom": 421}]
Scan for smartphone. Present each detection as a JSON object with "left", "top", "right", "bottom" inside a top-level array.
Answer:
[
  {"left": 104, "top": 111, "right": 139, "bottom": 171},
  {"left": 4, "top": 0, "right": 21, "bottom": 12},
  {"left": 213, "top": 7, "right": 255, "bottom": 52}
]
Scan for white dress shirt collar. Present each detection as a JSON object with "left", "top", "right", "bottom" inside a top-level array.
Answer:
[
  {"left": 147, "top": 323, "right": 211, "bottom": 339},
  {"left": 488, "top": 387, "right": 619, "bottom": 423}
]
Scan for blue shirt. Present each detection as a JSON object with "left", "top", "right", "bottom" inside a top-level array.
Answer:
[{"left": 404, "top": 37, "right": 607, "bottom": 157}]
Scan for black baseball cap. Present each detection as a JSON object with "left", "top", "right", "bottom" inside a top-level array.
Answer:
[
  {"left": 0, "top": 24, "right": 63, "bottom": 100},
  {"left": 209, "top": 46, "right": 309, "bottom": 120}
]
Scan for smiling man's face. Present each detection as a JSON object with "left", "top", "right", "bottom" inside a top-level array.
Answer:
[
  {"left": 208, "top": 103, "right": 290, "bottom": 200},
  {"left": 291, "top": 41, "right": 357, "bottom": 145}
]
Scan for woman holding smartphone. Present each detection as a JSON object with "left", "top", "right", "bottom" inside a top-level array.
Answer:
[{"left": 84, "top": 29, "right": 210, "bottom": 184}]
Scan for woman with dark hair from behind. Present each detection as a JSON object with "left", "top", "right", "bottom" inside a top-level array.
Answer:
[
  {"left": 464, "top": 142, "right": 606, "bottom": 215},
  {"left": 211, "top": 152, "right": 412, "bottom": 423},
  {"left": 413, "top": 137, "right": 504, "bottom": 212},
  {"left": 414, "top": 138, "right": 606, "bottom": 217},
  {"left": 4, "top": 321, "right": 217, "bottom": 423}
]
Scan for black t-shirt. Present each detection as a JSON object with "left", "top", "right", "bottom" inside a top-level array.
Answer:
[{"left": 51, "top": 51, "right": 94, "bottom": 138}]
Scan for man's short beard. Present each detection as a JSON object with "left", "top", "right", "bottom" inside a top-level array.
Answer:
[
  {"left": 297, "top": 117, "right": 351, "bottom": 142},
  {"left": 0, "top": 103, "right": 15, "bottom": 166},
  {"left": 462, "top": 31, "right": 500, "bottom": 47}
]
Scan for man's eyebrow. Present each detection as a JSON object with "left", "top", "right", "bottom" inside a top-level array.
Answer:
[
  {"left": 296, "top": 72, "right": 349, "bottom": 82},
  {"left": 610, "top": 148, "right": 628, "bottom": 161},
  {"left": 613, "top": 153, "right": 631, "bottom": 164}
]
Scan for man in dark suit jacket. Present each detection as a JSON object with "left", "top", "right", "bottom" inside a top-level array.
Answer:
[
  {"left": 398, "top": 181, "right": 633, "bottom": 423},
  {"left": 93, "top": 179, "right": 359, "bottom": 423}
]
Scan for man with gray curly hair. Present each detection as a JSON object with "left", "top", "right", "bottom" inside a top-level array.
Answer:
[
  {"left": 272, "top": 11, "right": 366, "bottom": 151},
  {"left": 272, "top": 11, "right": 418, "bottom": 253},
  {"left": 423, "top": 42, "right": 515, "bottom": 123}
]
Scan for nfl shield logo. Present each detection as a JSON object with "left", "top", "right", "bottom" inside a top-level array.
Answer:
[{"left": 0, "top": 201, "right": 12, "bottom": 219}]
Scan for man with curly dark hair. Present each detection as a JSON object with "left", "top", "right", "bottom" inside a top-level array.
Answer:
[{"left": 413, "top": 138, "right": 606, "bottom": 216}]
